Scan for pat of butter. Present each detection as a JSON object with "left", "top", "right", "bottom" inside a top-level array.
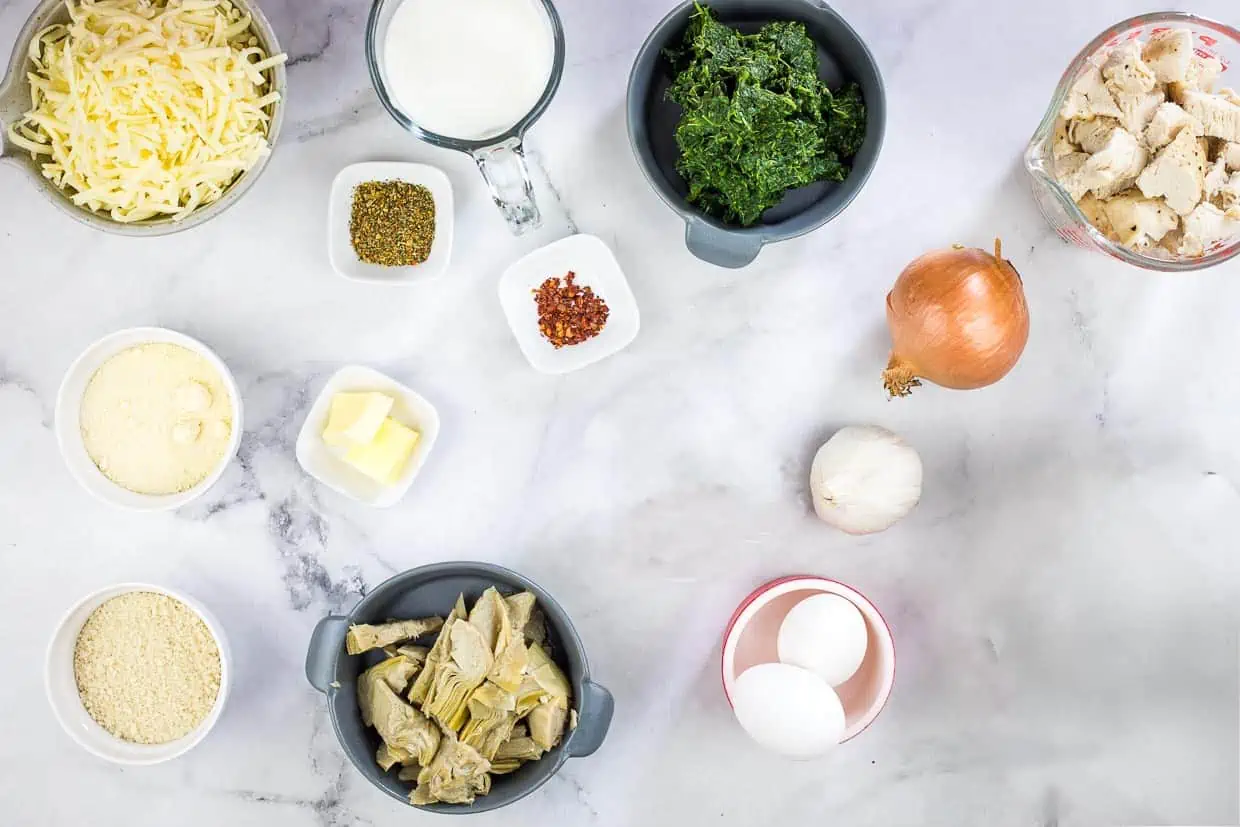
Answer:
[
  {"left": 345, "top": 417, "right": 420, "bottom": 484},
  {"left": 322, "top": 392, "right": 394, "bottom": 447}
]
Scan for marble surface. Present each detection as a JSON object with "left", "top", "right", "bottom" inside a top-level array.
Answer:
[{"left": 1, "top": 0, "right": 1238, "bottom": 824}]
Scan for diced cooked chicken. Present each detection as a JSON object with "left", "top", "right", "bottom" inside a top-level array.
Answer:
[
  {"left": 1217, "top": 171, "right": 1240, "bottom": 214},
  {"left": 1219, "top": 88, "right": 1240, "bottom": 107},
  {"left": 1142, "top": 29, "right": 1194, "bottom": 84},
  {"left": 1137, "top": 128, "right": 1206, "bottom": 214},
  {"left": 1224, "top": 142, "right": 1240, "bottom": 172},
  {"left": 1052, "top": 117, "right": 1076, "bottom": 159},
  {"left": 1055, "top": 151, "right": 1090, "bottom": 181},
  {"left": 1168, "top": 55, "right": 1224, "bottom": 101},
  {"left": 1069, "top": 117, "right": 1118, "bottom": 154},
  {"left": 1115, "top": 88, "right": 1165, "bottom": 135},
  {"left": 1102, "top": 40, "right": 1158, "bottom": 95},
  {"left": 1077, "top": 192, "right": 1117, "bottom": 240},
  {"left": 1144, "top": 102, "right": 1202, "bottom": 150},
  {"left": 1099, "top": 190, "right": 1179, "bottom": 247},
  {"left": 1180, "top": 89, "right": 1240, "bottom": 142},
  {"left": 1205, "top": 156, "right": 1229, "bottom": 198},
  {"left": 1061, "top": 127, "right": 1146, "bottom": 202},
  {"left": 1061, "top": 65, "right": 1123, "bottom": 121},
  {"left": 1178, "top": 201, "right": 1240, "bottom": 255}
]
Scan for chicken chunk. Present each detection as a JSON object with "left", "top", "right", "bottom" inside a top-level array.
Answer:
[
  {"left": 1102, "top": 40, "right": 1158, "bottom": 95},
  {"left": 1144, "top": 102, "right": 1201, "bottom": 150},
  {"left": 1224, "top": 142, "right": 1240, "bottom": 172},
  {"left": 1137, "top": 127, "right": 1207, "bottom": 214},
  {"left": 1077, "top": 192, "right": 1117, "bottom": 241},
  {"left": 1178, "top": 201, "right": 1240, "bottom": 255},
  {"left": 1142, "top": 29, "right": 1195, "bottom": 84},
  {"left": 1180, "top": 90, "right": 1240, "bottom": 143},
  {"left": 1052, "top": 117, "right": 1076, "bottom": 159},
  {"left": 1069, "top": 116, "right": 1118, "bottom": 154},
  {"left": 1168, "top": 55, "right": 1224, "bottom": 101},
  {"left": 1060, "top": 127, "right": 1147, "bottom": 201},
  {"left": 1100, "top": 190, "right": 1179, "bottom": 247},
  {"left": 1205, "top": 156, "right": 1229, "bottom": 198},
  {"left": 1217, "top": 171, "right": 1240, "bottom": 214},
  {"left": 1061, "top": 65, "right": 1123, "bottom": 121},
  {"left": 1115, "top": 88, "right": 1165, "bottom": 136}
]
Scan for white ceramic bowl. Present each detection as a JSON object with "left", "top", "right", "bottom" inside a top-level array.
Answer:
[
  {"left": 722, "top": 576, "right": 895, "bottom": 744},
  {"left": 327, "top": 161, "right": 455, "bottom": 284},
  {"left": 498, "top": 234, "right": 640, "bottom": 374},
  {"left": 295, "top": 365, "right": 440, "bottom": 507},
  {"left": 45, "top": 583, "right": 232, "bottom": 765},
  {"left": 55, "top": 327, "right": 244, "bottom": 511}
]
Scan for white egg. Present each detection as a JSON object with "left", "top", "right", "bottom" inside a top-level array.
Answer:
[
  {"left": 731, "top": 663, "right": 846, "bottom": 759},
  {"left": 777, "top": 593, "right": 868, "bottom": 687}
]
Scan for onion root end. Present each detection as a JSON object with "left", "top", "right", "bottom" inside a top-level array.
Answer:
[{"left": 882, "top": 356, "right": 921, "bottom": 398}]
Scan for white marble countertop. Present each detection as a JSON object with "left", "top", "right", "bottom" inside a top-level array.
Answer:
[{"left": 1, "top": 0, "right": 1238, "bottom": 824}]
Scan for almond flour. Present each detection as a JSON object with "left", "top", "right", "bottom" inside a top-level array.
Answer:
[{"left": 73, "top": 591, "right": 221, "bottom": 744}]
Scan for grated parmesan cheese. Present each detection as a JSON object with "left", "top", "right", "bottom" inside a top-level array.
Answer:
[
  {"left": 73, "top": 591, "right": 222, "bottom": 744},
  {"left": 6, "top": 0, "right": 287, "bottom": 222}
]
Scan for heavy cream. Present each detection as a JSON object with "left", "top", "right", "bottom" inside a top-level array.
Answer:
[{"left": 382, "top": 0, "right": 554, "bottom": 141}]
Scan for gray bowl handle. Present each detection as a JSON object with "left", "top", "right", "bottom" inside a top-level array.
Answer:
[
  {"left": 684, "top": 217, "right": 763, "bottom": 269},
  {"left": 306, "top": 615, "right": 349, "bottom": 694},
  {"left": 567, "top": 680, "right": 614, "bottom": 758}
]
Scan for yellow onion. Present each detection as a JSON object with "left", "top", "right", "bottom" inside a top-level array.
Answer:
[{"left": 883, "top": 239, "right": 1029, "bottom": 397}]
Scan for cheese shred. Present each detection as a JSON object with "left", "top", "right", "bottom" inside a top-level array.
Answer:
[{"left": 7, "top": 0, "right": 287, "bottom": 222}]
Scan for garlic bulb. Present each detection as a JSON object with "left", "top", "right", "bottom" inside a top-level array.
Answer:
[{"left": 810, "top": 425, "right": 922, "bottom": 534}]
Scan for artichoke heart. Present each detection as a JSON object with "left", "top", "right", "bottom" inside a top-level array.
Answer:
[
  {"left": 423, "top": 620, "right": 493, "bottom": 732},
  {"left": 408, "top": 595, "right": 468, "bottom": 705},
  {"left": 376, "top": 741, "right": 415, "bottom": 772},
  {"left": 369, "top": 681, "right": 442, "bottom": 766},
  {"left": 528, "top": 702, "right": 569, "bottom": 752},
  {"left": 358, "top": 655, "right": 421, "bottom": 728},
  {"left": 468, "top": 587, "right": 511, "bottom": 652},
  {"left": 460, "top": 681, "right": 519, "bottom": 759},
  {"left": 347, "top": 616, "right": 444, "bottom": 655},
  {"left": 381, "top": 644, "right": 430, "bottom": 667},
  {"left": 410, "top": 734, "right": 492, "bottom": 806},
  {"left": 527, "top": 643, "right": 572, "bottom": 702}
]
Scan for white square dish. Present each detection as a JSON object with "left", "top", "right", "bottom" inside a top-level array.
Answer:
[
  {"left": 498, "top": 234, "right": 640, "bottom": 374},
  {"left": 295, "top": 366, "right": 440, "bottom": 507},
  {"left": 327, "top": 162, "right": 454, "bottom": 284}
]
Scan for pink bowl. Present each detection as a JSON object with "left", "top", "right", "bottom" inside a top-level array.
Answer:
[{"left": 722, "top": 576, "right": 895, "bottom": 743}]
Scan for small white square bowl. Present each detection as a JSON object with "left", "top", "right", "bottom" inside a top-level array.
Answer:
[
  {"left": 327, "top": 162, "right": 454, "bottom": 284},
  {"left": 498, "top": 234, "right": 640, "bottom": 374},
  {"left": 295, "top": 365, "right": 440, "bottom": 507}
]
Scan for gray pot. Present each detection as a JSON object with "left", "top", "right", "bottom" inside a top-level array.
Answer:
[
  {"left": 305, "top": 562, "right": 614, "bottom": 814},
  {"left": 626, "top": 0, "right": 885, "bottom": 268},
  {"left": 0, "top": 0, "right": 285, "bottom": 237}
]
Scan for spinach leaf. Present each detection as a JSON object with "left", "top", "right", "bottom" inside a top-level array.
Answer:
[{"left": 664, "top": 3, "right": 867, "bottom": 226}]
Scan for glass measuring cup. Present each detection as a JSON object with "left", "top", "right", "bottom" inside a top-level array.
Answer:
[
  {"left": 366, "top": 0, "right": 565, "bottom": 236},
  {"left": 1023, "top": 12, "right": 1240, "bottom": 272}
]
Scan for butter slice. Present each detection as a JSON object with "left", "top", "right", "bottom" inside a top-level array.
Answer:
[
  {"left": 323, "top": 392, "right": 394, "bottom": 447},
  {"left": 345, "top": 418, "right": 420, "bottom": 484}
]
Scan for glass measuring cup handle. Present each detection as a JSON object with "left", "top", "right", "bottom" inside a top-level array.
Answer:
[{"left": 472, "top": 137, "right": 542, "bottom": 235}]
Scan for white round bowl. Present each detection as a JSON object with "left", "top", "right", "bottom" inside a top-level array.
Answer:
[
  {"left": 722, "top": 576, "right": 895, "bottom": 744},
  {"left": 55, "top": 327, "right": 244, "bottom": 511},
  {"left": 45, "top": 583, "right": 232, "bottom": 765}
]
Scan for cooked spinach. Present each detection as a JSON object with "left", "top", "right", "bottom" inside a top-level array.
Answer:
[{"left": 664, "top": 3, "right": 866, "bottom": 226}]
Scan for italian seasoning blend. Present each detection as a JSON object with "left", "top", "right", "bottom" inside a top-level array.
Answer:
[
  {"left": 349, "top": 180, "right": 436, "bottom": 266},
  {"left": 533, "top": 271, "right": 610, "bottom": 348}
]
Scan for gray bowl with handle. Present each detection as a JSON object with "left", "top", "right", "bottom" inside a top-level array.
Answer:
[
  {"left": 0, "top": 0, "right": 285, "bottom": 236},
  {"left": 305, "top": 561, "right": 614, "bottom": 814},
  {"left": 626, "top": 0, "right": 885, "bottom": 268}
]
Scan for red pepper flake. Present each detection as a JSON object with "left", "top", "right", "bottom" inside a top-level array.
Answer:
[{"left": 533, "top": 271, "right": 610, "bottom": 348}]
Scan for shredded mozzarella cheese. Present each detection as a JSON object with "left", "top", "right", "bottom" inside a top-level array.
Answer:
[{"left": 7, "top": 0, "right": 287, "bottom": 222}]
